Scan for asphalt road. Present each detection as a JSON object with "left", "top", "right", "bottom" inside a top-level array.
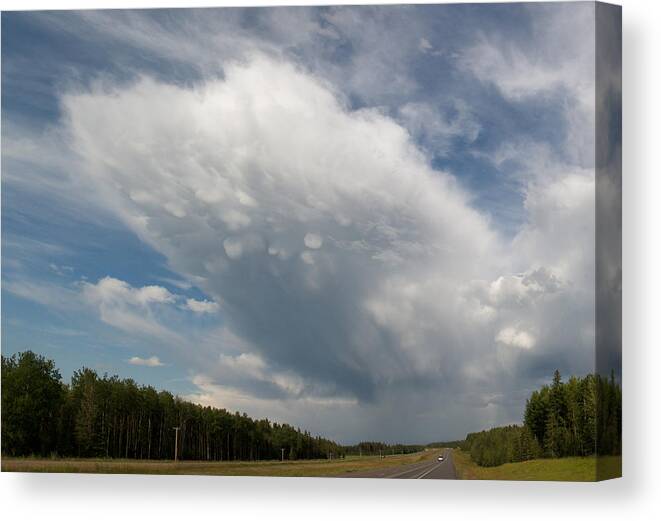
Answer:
[{"left": 346, "top": 449, "right": 456, "bottom": 479}]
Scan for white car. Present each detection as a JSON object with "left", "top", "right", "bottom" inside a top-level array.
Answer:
[{"left": 437, "top": 455, "right": 444, "bottom": 462}]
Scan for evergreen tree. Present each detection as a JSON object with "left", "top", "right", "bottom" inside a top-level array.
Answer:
[
  {"left": 1, "top": 351, "right": 65, "bottom": 456},
  {"left": 465, "top": 369, "right": 620, "bottom": 467},
  {"left": 1, "top": 351, "right": 347, "bottom": 461}
]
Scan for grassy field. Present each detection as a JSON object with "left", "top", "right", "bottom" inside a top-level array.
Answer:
[
  {"left": 1, "top": 450, "right": 439, "bottom": 477},
  {"left": 452, "top": 449, "right": 622, "bottom": 481}
]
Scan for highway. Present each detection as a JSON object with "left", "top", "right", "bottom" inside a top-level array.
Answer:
[{"left": 346, "top": 449, "right": 456, "bottom": 479}]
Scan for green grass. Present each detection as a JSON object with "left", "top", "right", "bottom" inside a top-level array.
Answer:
[
  {"left": 1, "top": 450, "right": 439, "bottom": 477},
  {"left": 3, "top": 449, "right": 621, "bottom": 481},
  {"left": 452, "top": 449, "right": 621, "bottom": 481}
]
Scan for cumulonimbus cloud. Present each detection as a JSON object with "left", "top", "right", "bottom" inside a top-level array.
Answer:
[{"left": 61, "top": 53, "right": 596, "bottom": 433}]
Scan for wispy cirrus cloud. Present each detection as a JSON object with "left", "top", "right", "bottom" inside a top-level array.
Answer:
[{"left": 3, "top": 277, "right": 81, "bottom": 311}]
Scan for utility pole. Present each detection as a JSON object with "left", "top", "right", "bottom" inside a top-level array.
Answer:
[
  {"left": 281, "top": 448, "right": 285, "bottom": 462},
  {"left": 173, "top": 427, "right": 180, "bottom": 462}
]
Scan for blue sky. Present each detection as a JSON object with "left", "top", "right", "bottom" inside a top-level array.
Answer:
[{"left": 1, "top": 3, "right": 613, "bottom": 444}]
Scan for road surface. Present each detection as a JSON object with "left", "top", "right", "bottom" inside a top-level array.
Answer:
[{"left": 345, "top": 449, "right": 456, "bottom": 479}]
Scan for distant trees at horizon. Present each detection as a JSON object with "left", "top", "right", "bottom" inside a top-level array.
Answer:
[{"left": 343, "top": 441, "right": 425, "bottom": 457}]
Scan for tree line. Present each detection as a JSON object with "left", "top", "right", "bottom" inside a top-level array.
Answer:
[
  {"left": 2, "top": 351, "right": 347, "bottom": 460},
  {"left": 426, "top": 440, "right": 463, "bottom": 449},
  {"left": 343, "top": 441, "right": 424, "bottom": 457},
  {"left": 461, "top": 370, "right": 621, "bottom": 467}
]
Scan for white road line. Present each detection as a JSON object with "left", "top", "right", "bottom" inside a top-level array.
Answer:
[
  {"left": 387, "top": 459, "right": 437, "bottom": 479},
  {"left": 387, "top": 465, "right": 429, "bottom": 479},
  {"left": 415, "top": 450, "right": 450, "bottom": 479},
  {"left": 416, "top": 462, "right": 441, "bottom": 479}
]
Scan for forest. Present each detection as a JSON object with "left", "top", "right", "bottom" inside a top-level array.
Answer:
[
  {"left": 1, "top": 351, "right": 420, "bottom": 460},
  {"left": 1, "top": 351, "right": 348, "bottom": 460},
  {"left": 461, "top": 370, "right": 622, "bottom": 467},
  {"left": 1, "top": 352, "right": 621, "bottom": 464}
]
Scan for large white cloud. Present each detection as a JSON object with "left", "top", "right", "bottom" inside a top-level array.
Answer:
[
  {"left": 53, "top": 52, "right": 596, "bottom": 440},
  {"left": 62, "top": 55, "right": 492, "bottom": 386}
]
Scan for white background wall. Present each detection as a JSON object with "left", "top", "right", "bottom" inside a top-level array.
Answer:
[{"left": 1, "top": 0, "right": 658, "bottom": 519}]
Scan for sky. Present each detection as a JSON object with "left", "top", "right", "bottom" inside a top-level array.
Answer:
[{"left": 1, "top": 2, "right": 616, "bottom": 444}]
